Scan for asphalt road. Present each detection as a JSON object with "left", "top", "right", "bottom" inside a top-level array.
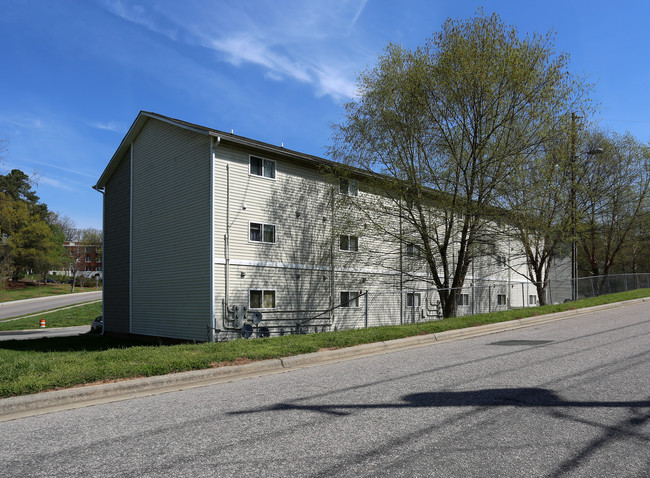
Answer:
[
  {"left": 0, "top": 325, "right": 91, "bottom": 341},
  {"left": 0, "top": 290, "right": 102, "bottom": 320},
  {"left": 2, "top": 303, "right": 648, "bottom": 477}
]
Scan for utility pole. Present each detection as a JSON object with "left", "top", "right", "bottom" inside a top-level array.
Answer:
[{"left": 571, "top": 112, "right": 578, "bottom": 301}]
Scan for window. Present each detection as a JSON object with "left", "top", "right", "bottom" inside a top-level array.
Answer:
[
  {"left": 406, "top": 292, "right": 421, "bottom": 307},
  {"left": 339, "top": 178, "right": 358, "bottom": 196},
  {"left": 406, "top": 242, "right": 419, "bottom": 257},
  {"left": 339, "top": 234, "right": 358, "bottom": 251},
  {"left": 497, "top": 294, "right": 507, "bottom": 306},
  {"left": 250, "top": 223, "right": 276, "bottom": 243},
  {"left": 457, "top": 293, "right": 469, "bottom": 306},
  {"left": 249, "top": 289, "right": 276, "bottom": 309},
  {"left": 529, "top": 294, "right": 537, "bottom": 305},
  {"left": 340, "top": 291, "right": 360, "bottom": 308},
  {"left": 85, "top": 256, "right": 92, "bottom": 263},
  {"left": 249, "top": 156, "right": 276, "bottom": 179},
  {"left": 496, "top": 255, "right": 507, "bottom": 267}
]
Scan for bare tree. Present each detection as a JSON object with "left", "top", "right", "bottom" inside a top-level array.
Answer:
[{"left": 576, "top": 130, "right": 650, "bottom": 291}]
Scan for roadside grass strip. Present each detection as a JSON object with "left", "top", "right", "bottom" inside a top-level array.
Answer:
[
  {"left": 1, "top": 289, "right": 649, "bottom": 398},
  {"left": 0, "top": 302, "right": 103, "bottom": 331}
]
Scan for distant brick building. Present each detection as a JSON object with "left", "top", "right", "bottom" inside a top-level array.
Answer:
[{"left": 63, "top": 242, "right": 103, "bottom": 274}]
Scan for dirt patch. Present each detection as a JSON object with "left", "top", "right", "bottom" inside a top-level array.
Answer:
[{"left": 211, "top": 357, "right": 257, "bottom": 367}]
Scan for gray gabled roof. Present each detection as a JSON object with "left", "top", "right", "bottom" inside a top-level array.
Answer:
[{"left": 94, "top": 111, "right": 349, "bottom": 189}]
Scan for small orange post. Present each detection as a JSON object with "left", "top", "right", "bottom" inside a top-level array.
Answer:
[{"left": 39, "top": 318, "right": 46, "bottom": 328}]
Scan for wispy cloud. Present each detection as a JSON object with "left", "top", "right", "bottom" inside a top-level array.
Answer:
[
  {"left": 90, "top": 121, "right": 125, "bottom": 133},
  {"left": 97, "top": 0, "right": 369, "bottom": 101},
  {"left": 0, "top": 115, "right": 45, "bottom": 130},
  {"left": 36, "top": 175, "right": 78, "bottom": 192},
  {"left": 23, "top": 159, "right": 98, "bottom": 179},
  {"left": 99, "top": 0, "right": 179, "bottom": 41}
]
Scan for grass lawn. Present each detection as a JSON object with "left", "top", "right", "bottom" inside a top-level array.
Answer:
[
  {"left": 1, "top": 289, "right": 648, "bottom": 398},
  {"left": 0, "top": 281, "right": 101, "bottom": 303},
  {"left": 0, "top": 302, "right": 103, "bottom": 331}
]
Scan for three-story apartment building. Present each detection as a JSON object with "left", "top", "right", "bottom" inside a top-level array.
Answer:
[{"left": 94, "top": 112, "right": 569, "bottom": 342}]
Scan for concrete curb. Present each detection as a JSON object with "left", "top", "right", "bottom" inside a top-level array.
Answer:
[{"left": 2, "top": 297, "right": 648, "bottom": 420}]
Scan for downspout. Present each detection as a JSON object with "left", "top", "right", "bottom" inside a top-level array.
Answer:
[
  {"left": 209, "top": 137, "right": 218, "bottom": 342},
  {"left": 92, "top": 184, "right": 105, "bottom": 335},
  {"left": 219, "top": 155, "right": 238, "bottom": 333},
  {"left": 224, "top": 160, "right": 231, "bottom": 329}
]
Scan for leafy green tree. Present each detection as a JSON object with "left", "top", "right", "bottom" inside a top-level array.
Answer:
[
  {"left": 0, "top": 169, "right": 61, "bottom": 281},
  {"left": 10, "top": 218, "right": 62, "bottom": 283},
  {"left": 330, "top": 11, "right": 590, "bottom": 317}
]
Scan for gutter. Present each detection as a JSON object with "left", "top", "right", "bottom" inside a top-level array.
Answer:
[{"left": 91, "top": 185, "right": 105, "bottom": 336}]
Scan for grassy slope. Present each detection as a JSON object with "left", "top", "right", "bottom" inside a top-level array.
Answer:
[
  {"left": 0, "top": 302, "right": 103, "bottom": 331},
  {"left": 1, "top": 289, "right": 648, "bottom": 398}
]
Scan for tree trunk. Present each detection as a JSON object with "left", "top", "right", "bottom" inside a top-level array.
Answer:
[{"left": 535, "top": 282, "right": 548, "bottom": 306}]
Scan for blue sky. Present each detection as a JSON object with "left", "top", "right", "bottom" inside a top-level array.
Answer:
[{"left": 1, "top": 0, "right": 649, "bottom": 229}]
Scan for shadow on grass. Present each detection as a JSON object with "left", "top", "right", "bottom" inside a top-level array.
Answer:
[{"left": 0, "top": 334, "right": 153, "bottom": 353}]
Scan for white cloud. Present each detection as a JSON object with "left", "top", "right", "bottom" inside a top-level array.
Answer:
[
  {"left": 99, "top": 0, "right": 179, "bottom": 41},
  {"left": 90, "top": 121, "right": 125, "bottom": 133},
  {"left": 0, "top": 115, "right": 45, "bottom": 130},
  {"left": 36, "top": 175, "right": 78, "bottom": 192},
  {"left": 97, "top": 0, "right": 370, "bottom": 101}
]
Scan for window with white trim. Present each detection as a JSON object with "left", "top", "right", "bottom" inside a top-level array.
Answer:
[
  {"left": 457, "top": 293, "right": 469, "bottom": 306},
  {"left": 406, "top": 292, "right": 421, "bottom": 307},
  {"left": 529, "top": 294, "right": 537, "bottom": 305},
  {"left": 249, "top": 155, "right": 276, "bottom": 179},
  {"left": 340, "top": 291, "right": 360, "bottom": 308},
  {"left": 339, "top": 234, "right": 358, "bottom": 252},
  {"left": 249, "top": 222, "right": 276, "bottom": 243},
  {"left": 496, "top": 255, "right": 507, "bottom": 267},
  {"left": 249, "top": 289, "right": 276, "bottom": 309},
  {"left": 339, "top": 178, "right": 358, "bottom": 196},
  {"left": 497, "top": 294, "right": 507, "bottom": 306},
  {"left": 406, "top": 242, "right": 420, "bottom": 257}
]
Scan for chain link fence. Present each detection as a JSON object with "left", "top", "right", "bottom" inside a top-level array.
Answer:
[{"left": 324, "top": 273, "right": 649, "bottom": 332}]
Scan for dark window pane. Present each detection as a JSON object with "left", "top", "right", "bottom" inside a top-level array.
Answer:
[
  {"left": 250, "top": 157, "right": 263, "bottom": 176},
  {"left": 250, "top": 223, "right": 262, "bottom": 242},
  {"left": 340, "top": 291, "right": 349, "bottom": 307},
  {"left": 340, "top": 235, "right": 348, "bottom": 250},
  {"left": 250, "top": 290, "right": 262, "bottom": 308}
]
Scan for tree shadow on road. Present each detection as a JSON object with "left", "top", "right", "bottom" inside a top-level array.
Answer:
[
  {"left": 229, "top": 387, "right": 649, "bottom": 478},
  {"left": 228, "top": 387, "right": 650, "bottom": 416}
]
